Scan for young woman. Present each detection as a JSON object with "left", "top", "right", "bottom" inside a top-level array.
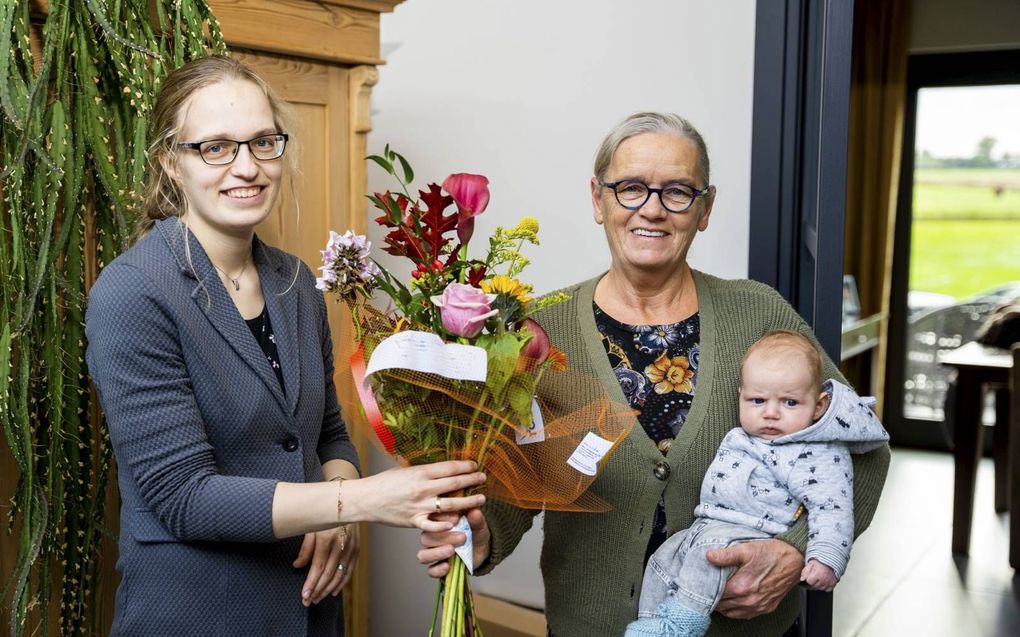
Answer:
[{"left": 85, "top": 55, "right": 485, "bottom": 636}]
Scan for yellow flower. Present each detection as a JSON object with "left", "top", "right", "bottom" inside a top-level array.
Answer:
[
  {"left": 516, "top": 216, "right": 539, "bottom": 235},
  {"left": 644, "top": 353, "right": 693, "bottom": 395},
  {"left": 482, "top": 274, "right": 532, "bottom": 305}
]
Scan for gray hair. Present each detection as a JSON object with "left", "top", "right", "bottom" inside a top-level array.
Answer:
[{"left": 593, "top": 112, "right": 711, "bottom": 186}]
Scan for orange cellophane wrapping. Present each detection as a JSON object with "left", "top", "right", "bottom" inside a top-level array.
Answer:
[{"left": 335, "top": 310, "right": 636, "bottom": 513}]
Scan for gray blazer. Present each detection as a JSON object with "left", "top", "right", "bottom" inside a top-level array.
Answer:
[{"left": 86, "top": 217, "right": 360, "bottom": 636}]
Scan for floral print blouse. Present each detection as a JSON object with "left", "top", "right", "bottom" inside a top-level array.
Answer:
[{"left": 593, "top": 302, "right": 700, "bottom": 559}]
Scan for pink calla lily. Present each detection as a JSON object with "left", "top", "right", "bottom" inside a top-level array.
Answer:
[
  {"left": 520, "top": 319, "right": 551, "bottom": 370},
  {"left": 443, "top": 173, "right": 490, "bottom": 244}
]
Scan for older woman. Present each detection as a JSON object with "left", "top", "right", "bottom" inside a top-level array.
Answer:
[{"left": 418, "top": 112, "right": 890, "bottom": 637}]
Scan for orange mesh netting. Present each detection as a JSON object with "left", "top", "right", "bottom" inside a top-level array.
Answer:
[{"left": 336, "top": 311, "right": 635, "bottom": 513}]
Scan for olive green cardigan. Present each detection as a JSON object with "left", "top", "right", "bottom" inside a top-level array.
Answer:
[{"left": 477, "top": 271, "right": 891, "bottom": 637}]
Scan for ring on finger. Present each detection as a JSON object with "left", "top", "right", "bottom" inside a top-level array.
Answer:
[
  {"left": 435, "top": 496, "right": 443, "bottom": 512},
  {"left": 337, "top": 563, "right": 345, "bottom": 573}
]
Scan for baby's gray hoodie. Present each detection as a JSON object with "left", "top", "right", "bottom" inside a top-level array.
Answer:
[{"left": 693, "top": 379, "right": 889, "bottom": 577}]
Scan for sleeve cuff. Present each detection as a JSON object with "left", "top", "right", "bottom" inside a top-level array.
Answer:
[{"left": 805, "top": 542, "right": 850, "bottom": 579}]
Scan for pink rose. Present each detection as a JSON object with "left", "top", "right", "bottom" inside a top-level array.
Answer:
[
  {"left": 430, "top": 283, "right": 498, "bottom": 338},
  {"left": 442, "top": 173, "right": 490, "bottom": 244}
]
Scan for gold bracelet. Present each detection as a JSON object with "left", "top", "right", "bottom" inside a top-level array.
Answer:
[{"left": 332, "top": 476, "right": 346, "bottom": 525}]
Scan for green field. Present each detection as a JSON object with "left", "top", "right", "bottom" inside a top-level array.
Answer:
[{"left": 910, "top": 168, "right": 1020, "bottom": 299}]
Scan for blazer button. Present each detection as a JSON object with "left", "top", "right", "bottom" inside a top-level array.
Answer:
[
  {"left": 653, "top": 460, "right": 671, "bottom": 481},
  {"left": 283, "top": 437, "right": 299, "bottom": 452}
]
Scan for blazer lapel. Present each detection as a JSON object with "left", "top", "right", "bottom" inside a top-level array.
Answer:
[
  {"left": 255, "top": 237, "right": 302, "bottom": 416},
  {"left": 156, "top": 218, "right": 291, "bottom": 416}
]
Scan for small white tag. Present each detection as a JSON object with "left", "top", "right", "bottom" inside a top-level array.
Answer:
[
  {"left": 567, "top": 432, "right": 614, "bottom": 476},
  {"left": 515, "top": 397, "right": 546, "bottom": 445},
  {"left": 453, "top": 514, "right": 474, "bottom": 574},
  {"left": 364, "top": 330, "right": 488, "bottom": 382}
]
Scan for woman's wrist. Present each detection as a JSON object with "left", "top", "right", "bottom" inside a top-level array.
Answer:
[{"left": 333, "top": 476, "right": 368, "bottom": 525}]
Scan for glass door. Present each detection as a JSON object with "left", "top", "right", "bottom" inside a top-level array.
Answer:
[{"left": 886, "top": 51, "right": 1020, "bottom": 448}]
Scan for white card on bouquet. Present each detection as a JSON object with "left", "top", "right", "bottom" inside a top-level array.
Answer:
[
  {"left": 364, "top": 330, "right": 488, "bottom": 382},
  {"left": 515, "top": 398, "right": 546, "bottom": 445},
  {"left": 567, "top": 432, "right": 613, "bottom": 476},
  {"left": 453, "top": 514, "right": 474, "bottom": 574}
]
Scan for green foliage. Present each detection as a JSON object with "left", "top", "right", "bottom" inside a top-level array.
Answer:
[
  {"left": 910, "top": 168, "right": 1020, "bottom": 299},
  {"left": 909, "top": 219, "right": 1020, "bottom": 299},
  {"left": 480, "top": 332, "right": 524, "bottom": 405},
  {"left": 913, "top": 169, "right": 1020, "bottom": 220},
  {"left": 0, "top": 2, "right": 226, "bottom": 635}
]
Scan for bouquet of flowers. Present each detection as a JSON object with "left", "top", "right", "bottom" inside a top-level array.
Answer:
[{"left": 318, "top": 147, "right": 633, "bottom": 637}]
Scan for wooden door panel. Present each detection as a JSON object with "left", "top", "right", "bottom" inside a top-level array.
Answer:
[{"left": 239, "top": 50, "right": 370, "bottom": 637}]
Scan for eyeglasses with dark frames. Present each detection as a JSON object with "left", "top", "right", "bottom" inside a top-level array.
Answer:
[
  {"left": 178, "top": 133, "right": 289, "bottom": 166},
  {"left": 599, "top": 179, "right": 712, "bottom": 214}
]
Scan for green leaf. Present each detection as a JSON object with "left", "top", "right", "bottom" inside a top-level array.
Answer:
[
  {"left": 393, "top": 150, "right": 414, "bottom": 184},
  {"left": 367, "top": 154, "right": 394, "bottom": 175},
  {"left": 485, "top": 332, "right": 523, "bottom": 403},
  {"left": 506, "top": 373, "right": 535, "bottom": 430}
]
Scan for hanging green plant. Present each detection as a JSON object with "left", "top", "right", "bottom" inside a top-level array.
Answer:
[{"left": 0, "top": 2, "right": 226, "bottom": 635}]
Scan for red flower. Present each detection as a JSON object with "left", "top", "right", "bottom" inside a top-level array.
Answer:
[
  {"left": 442, "top": 173, "right": 490, "bottom": 244},
  {"left": 520, "top": 319, "right": 551, "bottom": 370}
]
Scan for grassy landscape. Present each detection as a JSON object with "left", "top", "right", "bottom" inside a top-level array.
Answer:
[{"left": 910, "top": 168, "right": 1020, "bottom": 299}]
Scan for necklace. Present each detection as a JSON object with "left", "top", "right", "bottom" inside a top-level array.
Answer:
[{"left": 211, "top": 256, "right": 252, "bottom": 291}]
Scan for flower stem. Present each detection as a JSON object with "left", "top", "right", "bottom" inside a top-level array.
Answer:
[
  {"left": 429, "top": 576, "right": 443, "bottom": 637},
  {"left": 441, "top": 556, "right": 460, "bottom": 636}
]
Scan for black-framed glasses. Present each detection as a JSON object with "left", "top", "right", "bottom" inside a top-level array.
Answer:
[
  {"left": 178, "top": 133, "right": 289, "bottom": 166},
  {"left": 599, "top": 179, "right": 711, "bottom": 213}
]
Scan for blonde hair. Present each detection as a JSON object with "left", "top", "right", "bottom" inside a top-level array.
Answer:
[
  {"left": 134, "top": 55, "right": 296, "bottom": 242},
  {"left": 740, "top": 329, "right": 823, "bottom": 389}
]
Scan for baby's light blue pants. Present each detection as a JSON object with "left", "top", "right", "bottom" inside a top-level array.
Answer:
[{"left": 638, "top": 517, "right": 772, "bottom": 618}]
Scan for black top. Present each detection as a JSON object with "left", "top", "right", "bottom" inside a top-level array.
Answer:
[
  {"left": 594, "top": 302, "right": 700, "bottom": 561},
  {"left": 246, "top": 306, "right": 285, "bottom": 393}
]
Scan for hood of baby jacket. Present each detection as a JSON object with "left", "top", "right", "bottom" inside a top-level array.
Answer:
[{"left": 769, "top": 379, "right": 890, "bottom": 453}]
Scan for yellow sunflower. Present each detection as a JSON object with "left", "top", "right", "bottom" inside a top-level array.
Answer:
[
  {"left": 482, "top": 275, "right": 532, "bottom": 305},
  {"left": 645, "top": 353, "right": 694, "bottom": 394}
]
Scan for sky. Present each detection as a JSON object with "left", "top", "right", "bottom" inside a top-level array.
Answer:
[{"left": 915, "top": 84, "right": 1020, "bottom": 158}]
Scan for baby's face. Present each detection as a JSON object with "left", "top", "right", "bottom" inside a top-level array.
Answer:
[{"left": 738, "top": 350, "right": 827, "bottom": 440}]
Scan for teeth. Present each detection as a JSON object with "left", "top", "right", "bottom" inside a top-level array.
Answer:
[
  {"left": 225, "top": 187, "right": 261, "bottom": 198},
  {"left": 632, "top": 228, "right": 666, "bottom": 237}
]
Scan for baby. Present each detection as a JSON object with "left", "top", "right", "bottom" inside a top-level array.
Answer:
[{"left": 626, "top": 329, "right": 889, "bottom": 637}]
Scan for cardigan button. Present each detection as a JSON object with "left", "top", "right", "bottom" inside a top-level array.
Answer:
[
  {"left": 282, "top": 437, "right": 299, "bottom": 452},
  {"left": 653, "top": 460, "right": 671, "bottom": 481}
]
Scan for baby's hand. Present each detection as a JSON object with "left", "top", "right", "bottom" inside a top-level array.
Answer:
[{"left": 800, "top": 559, "right": 839, "bottom": 591}]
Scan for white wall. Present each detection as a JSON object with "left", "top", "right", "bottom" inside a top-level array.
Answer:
[
  {"left": 910, "top": 0, "right": 1020, "bottom": 53},
  {"left": 363, "top": 2, "right": 757, "bottom": 635}
]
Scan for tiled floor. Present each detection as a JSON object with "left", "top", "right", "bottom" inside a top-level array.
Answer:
[{"left": 834, "top": 448, "right": 1019, "bottom": 636}]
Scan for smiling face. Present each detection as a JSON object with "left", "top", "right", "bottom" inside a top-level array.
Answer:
[
  {"left": 591, "top": 132, "right": 714, "bottom": 277},
  {"left": 738, "top": 348, "right": 829, "bottom": 440},
  {"left": 164, "top": 79, "right": 283, "bottom": 240}
]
